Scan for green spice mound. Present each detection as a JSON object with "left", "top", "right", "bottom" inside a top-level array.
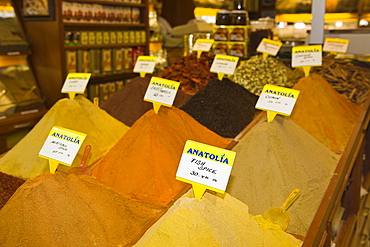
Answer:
[
  {"left": 0, "top": 96, "right": 130, "bottom": 179},
  {"left": 226, "top": 115, "right": 339, "bottom": 236},
  {"left": 0, "top": 172, "right": 162, "bottom": 247},
  {"left": 134, "top": 190, "right": 302, "bottom": 247},
  {"left": 230, "top": 55, "right": 293, "bottom": 95}
]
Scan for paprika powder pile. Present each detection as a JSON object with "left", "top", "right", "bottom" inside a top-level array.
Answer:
[{"left": 92, "top": 107, "right": 231, "bottom": 207}]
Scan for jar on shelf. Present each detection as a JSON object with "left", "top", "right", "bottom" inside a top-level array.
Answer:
[{"left": 249, "top": 17, "right": 274, "bottom": 56}]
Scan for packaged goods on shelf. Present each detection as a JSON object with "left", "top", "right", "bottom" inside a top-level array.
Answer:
[
  {"left": 226, "top": 115, "right": 340, "bottom": 236},
  {"left": 92, "top": 107, "right": 231, "bottom": 206},
  {"left": 62, "top": 1, "right": 141, "bottom": 24},
  {"left": 0, "top": 171, "right": 163, "bottom": 247},
  {"left": 291, "top": 74, "right": 362, "bottom": 153},
  {"left": 65, "top": 50, "right": 77, "bottom": 73},
  {"left": 0, "top": 96, "right": 130, "bottom": 179},
  {"left": 134, "top": 190, "right": 302, "bottom": 247}
]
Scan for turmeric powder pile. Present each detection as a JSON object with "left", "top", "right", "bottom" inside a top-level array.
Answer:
[
  {"left": 0, "top": 96, "right": 130, "bottom": 179},
  {"left": 92, "top": 107, "right": 231, "bottom": 207},
  {"left": 0, "top": 172, "right": 163, "bottom": 246},
  {"left": 291, "top": 74, "right": 362, "bottom": 152},
  {"left": 134, "top": 190, "right": 302, "bottom": 247}
]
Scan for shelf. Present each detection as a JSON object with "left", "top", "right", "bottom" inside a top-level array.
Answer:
[
  {"left": 0, "top": 51, "right": 31, "bottom": 56},
  {"left": 64, "top": 43, "right": 146, "bottom": 50},
  {"left": 63, "top": 22, "right": 146, "bottom": 28},
  {"left": 0, "top": 107, "right": 47, "bottom": 135},
  {"left": 66, "top": 0, "right": 146, "bottom": 7},
  {"left": 89, "top": 72, "right": 137, "bottom": 84}
]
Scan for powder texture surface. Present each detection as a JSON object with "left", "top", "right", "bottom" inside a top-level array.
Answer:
[
  {"left": 291, "top": 74, "right": 362, "bottom": 153},
  {"left": 100, "top": 75, "right": 193, "bottom": 126},
  {"left": 226, "top": 116, "right": 339, "bottom": 236},
  {"left": 0, "top": 172, "right": 25, "bottom": 210},
  {"left": 0, "top": 172, "right": 163, "bottom": 247},
  {"left": 134, "top": 190, "right": 302, "bottom": 247},
  {"left": 0, "top": 96, "right": 130, "bottom": 179},
  {"left": 180, "top": 78, "right": 261, "bottom": 138},
  {"left": 92, "top": 107, "right": 231, "bottom": 207}
]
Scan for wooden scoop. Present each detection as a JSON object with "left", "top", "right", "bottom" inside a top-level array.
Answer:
[
  {"left": 68, "top": 145, "right": 92, "bottom": 176},
  {"left": 262, "top": 188, "right": 300, "bottom": 231}
]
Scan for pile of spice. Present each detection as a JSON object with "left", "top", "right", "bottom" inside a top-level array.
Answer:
[
  {"left": 134, "top": 190, "right": 302, "bottom": 247},
  {"left": 92, "top": 107, "right": 231, "bottom": 207},
  {"left": 180, "top": 78, "right": 261, "bottom": 138},
  {"left": 311, "top": 55, "right": 370, "bottom": 105},
  {"left": 291, "top": 73, "right": 362, "bottom": 153},
  {"left": 0, "top": 96, "right": 130, "bottom": 179},
  {"left": 229, "top": 55, "right": 293, "bottom": 95},
  {"left": 0, "top": 171, "right": 163, "bottom": 246},
  {"left": 160, "top": 53, "right": 217, "bottom": 94},
  {"left": 226, "top": 115, "right": 339, "bottom": 236},
  {"left": 100, "top": 75, "right": 192, "bottom": 126},
  {"left": 0, "top": 172, "right": 25, "bottom": 210}
]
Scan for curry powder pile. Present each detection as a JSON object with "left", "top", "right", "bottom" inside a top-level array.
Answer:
[
  {"left": 291, "top": 74, "right": 362, "bottom": 153},
  {"left": 0, "top": 96, "right": 130, "bottom": 179}
]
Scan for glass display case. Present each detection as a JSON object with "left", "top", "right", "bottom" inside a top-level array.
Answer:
[
  {"left": 0, "top": 0, "right": 46, "bottom": 153},
  {"left": 0, "top": 61, "right": 44, "bottom": 116},
  {"left": 0, "top": 1, "right": 44, "bottom": 117}
]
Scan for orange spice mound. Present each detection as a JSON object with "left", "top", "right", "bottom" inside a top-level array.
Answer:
[
  {"left": 0, "top": 172, "right": 163, "bottom": 247},
  {"left": 291, "top": 74, "right": 362, "bottom": 153},
  {"left": 92, "top": 107, "right": 231, "bottom": 207}
]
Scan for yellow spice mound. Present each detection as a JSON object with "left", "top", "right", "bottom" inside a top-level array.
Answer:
[
  {"left": 0, "top": 172, "right": 163, "bottom": 247},
  {"left": 291, "top": 73, "right": 362, "bottom": 152},
  {"left": 134, "top": 190, "right": 302, "bottom": 247},
  {"left": 0, "top": 96, "right": 129, "bottom": 179}
]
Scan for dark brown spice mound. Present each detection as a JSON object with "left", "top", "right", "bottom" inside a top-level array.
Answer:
[
  {"left": 180, "top": 78, "right": 261, "bottom": 138},
  {"left": 100, "top": 74, "right": 192, "bottom": 126},
  {"left": 0, "top": 171, "right": 25, "bottom": 209}
]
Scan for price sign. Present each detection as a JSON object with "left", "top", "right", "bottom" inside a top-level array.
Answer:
[
  {"left": 210, "top": 54, "right": 239, "bottom": 80},
  {"left": 144, "top": 77, "right": 180, "bottom": 113},
  {"left": 176, "top": 140, "right": 236, "bottom": 199},
  {"left": 292, "top": 45, "right": 322, "bottom": 67},
  {"left": 61, "top": 73, "right": 91, "bottom": 99},
  {"left": 193, "top": 39, "right": 214, "bottom": 58},
  {"left": 39, "top": 126, "right": 87, "bottom": 173},
  {"left": 255, "top": 84, "right": 300, "bottom": 122},
  {"left": 323, "top": 38, "right": 349, "bottom": 54},
  {"left": 133, "top": 56, "right": 158, "bottom": 77},
  {"left": 257, "top": 38, "right": 282, "bottom": 56},
  {"left": 292, "top": 45, "right": 322, "bottom": 77}
]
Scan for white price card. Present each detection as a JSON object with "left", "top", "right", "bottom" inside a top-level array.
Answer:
[
  {"left": 292, "top": 45, "right": 322, "bottom": 67},
  {"left": 257, "top": 38, "right": 282, "bottom": 56},
  {"left": 176, "top": 140, "right": 236, "bottom": 193},
  {"left": 323, "top": 38, "right": 349, "bottom": 54},
  {"left": 144, "top": 77, "right": 180, "bottom": 107},
  {"left": 133, "top": 56, "right": 157, "bottom": 74},
  {"left": 61, "top": 73, "right": 91, "bottom": 93},
  {"left": 192, "top": 39, "right": 214, "bottom": 52},
  {"left": 210, "top": 54, "right": 239, "bottom": 75},
  {"left": 38, "top": 126, "right": 87, "bottom": 166},
  {"left": 255, "top": 84, "right": 300, "bottom": 116}
]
